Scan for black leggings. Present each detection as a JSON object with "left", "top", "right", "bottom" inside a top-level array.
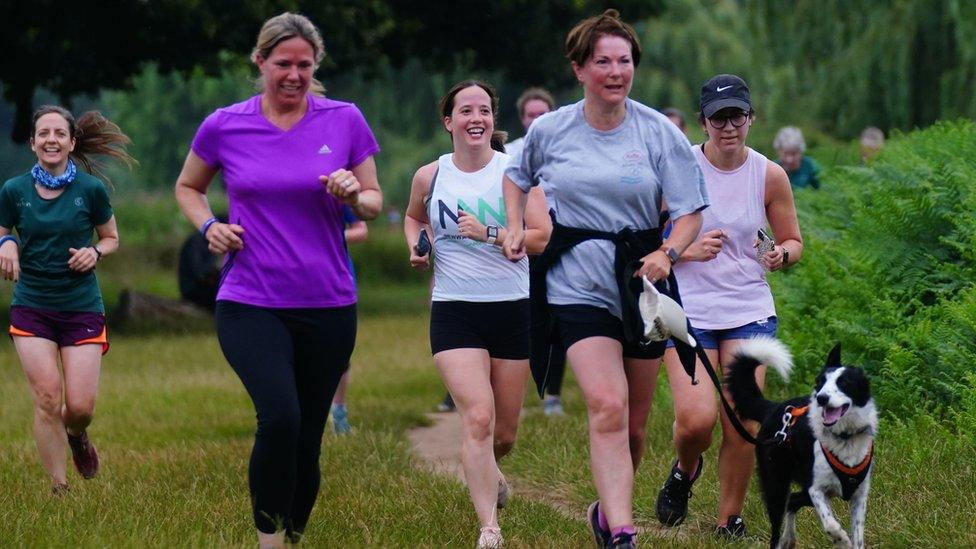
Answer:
[{"left": 215, "top": 300, "right": 356, "bottom": 535}]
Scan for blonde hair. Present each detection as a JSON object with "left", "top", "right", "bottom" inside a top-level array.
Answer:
[
  {"left": 252, "top": 12, "right": 326, "bottom": 96},
  {"left": 565, "top": 9, "right": 642, "bottom": 68},
  {"left": 31, "top": 106, "right": 135, "bottom": 186}
]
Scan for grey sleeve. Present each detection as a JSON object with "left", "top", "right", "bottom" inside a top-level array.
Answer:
[
  {"left": 659, "top": 141, "right": 709, "bottom": 218},
  {"left": 504, "top": 126, "right": 540, "bottom": 192}
]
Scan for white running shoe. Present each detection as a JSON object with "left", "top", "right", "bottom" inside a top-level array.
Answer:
[{"left": 477, "top": 526, "right": 503, "bottom": 548}]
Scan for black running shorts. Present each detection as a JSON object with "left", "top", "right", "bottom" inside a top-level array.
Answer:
[{"left": 430, "top": 299, "right": 530, "bottom": 360}]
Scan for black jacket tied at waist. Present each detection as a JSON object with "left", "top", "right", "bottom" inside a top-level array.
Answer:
[{"left": 528, "top": 211, "right": 693, "bottom": 397}]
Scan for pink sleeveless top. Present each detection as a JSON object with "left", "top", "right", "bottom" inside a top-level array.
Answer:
[{"left": 674, "top": 145, "right": 775, "bottom": 329}]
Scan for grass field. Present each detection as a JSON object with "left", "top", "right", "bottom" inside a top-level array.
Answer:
[{"left": 1, "top": 278, "right": 974, "bottom": 547}]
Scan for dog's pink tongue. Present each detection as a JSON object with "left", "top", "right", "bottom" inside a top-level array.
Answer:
[{"left": 823, "top": 406, "right": 843, "bottom": 424}]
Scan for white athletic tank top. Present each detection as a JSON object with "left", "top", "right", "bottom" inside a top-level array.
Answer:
[
  {"left": 427, "top": 152, "right": 529, "bottom": 302},
  {"left": 673, "top": 145, "right": 776, "bottom": 329}
]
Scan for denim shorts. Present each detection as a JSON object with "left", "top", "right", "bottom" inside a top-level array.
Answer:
[{"left": 666, "top": 316, "right": 777, "bottom": 350}]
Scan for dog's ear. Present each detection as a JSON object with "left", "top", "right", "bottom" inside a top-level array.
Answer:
[{"left": 825, "top": 342, "right": 842, "bottom": 368}]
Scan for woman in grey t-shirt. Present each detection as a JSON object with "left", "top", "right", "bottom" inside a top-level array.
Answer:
[{"left": 503, "top": 10, "right": 707, "bottom": 549}]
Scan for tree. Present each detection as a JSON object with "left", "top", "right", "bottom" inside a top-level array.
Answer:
[
  {"left": 0, "top": 0, "right": 392, "bottom": 142},
  {"left": 0, "top": 0, "right": 660, "bottom": 142}
]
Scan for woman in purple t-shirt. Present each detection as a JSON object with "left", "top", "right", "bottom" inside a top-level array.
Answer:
[{"left": 174, "top": 13, "right": 382, "bottom": 548}]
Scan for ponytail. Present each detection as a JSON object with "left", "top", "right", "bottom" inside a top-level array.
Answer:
[{"left": 491, "top": 130, "right": 508, "bottom": 153}]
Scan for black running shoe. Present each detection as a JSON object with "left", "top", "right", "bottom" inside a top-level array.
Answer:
[
  {"left": 714, "top": 514, "right": 747, "bottom": 540},
  {"left": 67, "top": 431, "right": 99, "bottom": 479},
  {"left": 655, "top": 455, "right": 703, "bottom": 526},
  {"left": 587, "top": 500, "right": 611, "bottom": 548},
  {"left": 609, "top": 531, "right": 637, "bottom": 549},
  {"left": 436, "top": 393, "right": 456, "bottom": 412}
]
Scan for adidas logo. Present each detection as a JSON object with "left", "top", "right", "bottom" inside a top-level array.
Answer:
[{"left": 318, "top": 144, "right": 332, "bottom": 154}]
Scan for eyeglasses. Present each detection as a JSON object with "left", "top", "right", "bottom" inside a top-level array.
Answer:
[{"left": 707, "top": 112, "right": 749, "bottom": 129}]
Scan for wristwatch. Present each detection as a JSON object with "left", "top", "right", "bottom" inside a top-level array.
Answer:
[
  {"left": 486, "top": 225, "right": 499, "bottom": 245},
  {"left": 781, "top": 245, "right": 790, "bottom": 267},
  {"left": 93, "top": 245, "right": 103, "bottom": 261},
  {"left": 659, "top": 245, "right": 680, "bottom": 264}
]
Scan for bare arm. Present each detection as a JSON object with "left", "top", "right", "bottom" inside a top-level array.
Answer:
[
  {"left": 456, "top": 185, "right": 550, "bottom": 254},
  {"left": 344, "top": 220, "right": 368, "bottom": 244},
  {"left": 321, "top": 156, "right": 383, "bottom": 220},
  {"left": 763, "top": 161, "right": 803, "bottom": 270},
  {"left": 501, "top": 176, "right": 529, "bottom": 261},
  {"left": 68, "top": 216, "right": 119, "bottom": 273},
  {"left": 174, "top": 151, "right": 244, "bottom": 254},
  {"left": 404, "top": 162, "right": 436, "bottom": 270},
  {"left": 0, "top": 226, "right": 19, "bottom": 281},
  {"left": 636, "top": 210, "right": 703, "bottom": 280}
]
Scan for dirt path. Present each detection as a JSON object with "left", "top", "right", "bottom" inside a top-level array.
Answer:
[{"left": 407, "top": 412, "right": 703, "bottom": 543}]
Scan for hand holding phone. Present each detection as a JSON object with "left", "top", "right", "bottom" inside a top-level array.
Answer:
[
  {"left": 415, "top": 228, "right": 431, "bottom": 257},
  {"left": 756, "top": 228, "right": 775, "bottom": 267}
]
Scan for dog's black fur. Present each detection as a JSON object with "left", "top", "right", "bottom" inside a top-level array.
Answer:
[{"left": 726, "top": 338, "right": 876, "bottom": 549}]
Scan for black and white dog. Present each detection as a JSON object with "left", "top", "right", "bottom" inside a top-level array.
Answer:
[{"left": 726, "top": 338, "right": 877, "bottom": 549}]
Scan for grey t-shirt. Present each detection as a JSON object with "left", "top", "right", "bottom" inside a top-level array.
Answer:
[{"left": 506, "top": 98, "right": 708, "bottom": 320}]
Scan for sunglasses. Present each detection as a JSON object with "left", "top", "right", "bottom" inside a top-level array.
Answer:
[{"left": 707, "top": 111, "right": 750, "bottom": 129}]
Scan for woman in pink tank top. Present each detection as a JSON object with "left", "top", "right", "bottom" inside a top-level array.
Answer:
[{"left": 653, "top": 74, "right": 803, "bottom": 539}]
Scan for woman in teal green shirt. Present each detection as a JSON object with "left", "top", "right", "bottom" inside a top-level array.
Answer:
[
  {"left": 0, "top": 105, "right": 132, "bottom": 494},
  {"left": 774, "top": 126, "right": 821, "bottom": 190}
]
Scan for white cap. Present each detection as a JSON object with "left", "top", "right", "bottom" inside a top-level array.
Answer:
[{"left": 639, "top": 276, "right": 697, "bottom": 347}]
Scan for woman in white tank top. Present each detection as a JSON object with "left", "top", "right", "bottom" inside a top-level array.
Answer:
[
  {"left": 403, "top": 80, "right": 550, "bottom": 548},
  {"left": 654, "top": 74, "right": 803, "bottom": 538}
]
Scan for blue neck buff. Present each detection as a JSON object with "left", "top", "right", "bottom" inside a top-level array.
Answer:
[{"left": 32, "top": 159, "right": 77, "bottom": 190}]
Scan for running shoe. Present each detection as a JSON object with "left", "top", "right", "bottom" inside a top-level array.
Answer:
[
  {"left": 543, "top": 395, "right": 565, "bottom": 416},
  {"left": 714, "top": 514, "right": 747, "bottom": 540},
  {"left": 436, "top": 392, "right": 456, "bottom": 413},
  {"left": 497, "top": 473, "right": 510, "bottom": 509},
  {"left": 477, "top": 526, "right": 503, "bottom": 548},
  {"left": 67, "top": 431, "right": 99, "bottom": 479},
  {"left": 331, "top": 403, "right": 352, "bottom": 435},
  {"left": 587, "top": 500, "right": 611, "bottom": 548},
  {"left": 609, "top": 531, "right": 637, "bottom": 549},
  {"left": 655, "top": 455, "right": 703, "bottom": 526}
]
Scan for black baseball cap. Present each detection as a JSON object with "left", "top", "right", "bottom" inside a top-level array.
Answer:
[{"left": 699, "top": 74, "right": 751, "bottom": 118}]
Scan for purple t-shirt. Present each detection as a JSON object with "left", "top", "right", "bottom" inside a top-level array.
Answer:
[{"left": 191, "top": 94, "right": 379, "bottom": 308}]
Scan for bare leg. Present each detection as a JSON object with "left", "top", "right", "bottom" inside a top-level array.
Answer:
[
  {"left": 59, "top": 344, "right": 102, "bottom": 436},
  {"left": 436, "top": 348, "right": 499, "bottom": 528},
  {"left": 14, "top": 336, "right": 67, "bottom": 489},
  {"left": 331, "top": 370, "right": 350, "bottom": 406},
  {"left": 663, "top": 346, "right": 719, "bottom": 476},
  {"left": 623, "top": 356, "right": 662, "bottom": 470},
  {"left": 490, "top": 357, "right": 529, "bottom": 461},
  {"left": 568, "top": 337, "right": 633, "bottom": 529},
  {"left": 716, "top": 339, "right": 764, "bottom": 527}
]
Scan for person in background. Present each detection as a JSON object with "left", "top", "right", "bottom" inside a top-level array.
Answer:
[
  {"left": 330, "top": 205, "right": 368, "bottom": 434},
  {"left": 174, "top": 12, "right": 383, "bottom": 548},
  {"left": 505, "top": 87, "right": 556, "bottom": 159},
  {"left": 505, "top": 87, "right": 568, "bottom": 417},
  {"left": 662, "top": 107, "right": 688, "bottom": 136},
  {"left": 503, "top": 11, "right": 707, "bottom": 548},
  {"left": 656, "top": 74, "right": 802, "bottom": 540},
  {"left": 860, "top": 126, "right": 885, "bottom": 163},
  {"left": 0, "top": 106, "right": 131, "bottom": 495},
  {"left": 774, "top": 126, "right": 821, "bottom": 190}
]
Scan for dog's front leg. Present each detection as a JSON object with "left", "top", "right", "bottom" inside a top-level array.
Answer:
[
  {"left": 809, "top": 487, "right": 852, "bottom": 548},
  {"left": 849, "top": 475, "right": 871, "bottom": 549}
]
